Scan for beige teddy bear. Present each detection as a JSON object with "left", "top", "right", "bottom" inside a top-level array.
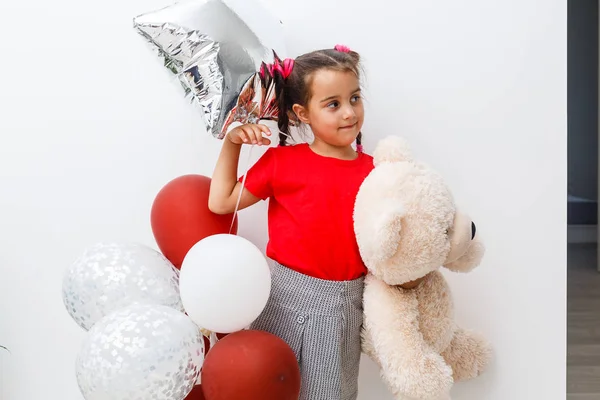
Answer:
[{"left": 354, "top": 135, "right": 492, "bottom": 400}]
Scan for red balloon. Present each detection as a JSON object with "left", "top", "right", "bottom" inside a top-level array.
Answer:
[
  {"left": 151, "top": 174, "right": 238, "bottom": 268},
  {"left": 201, "top": 330, "right": 300, "bottom": 400},
  {"left": 185, "top": 384, "right": 206, "bottom": 400}
]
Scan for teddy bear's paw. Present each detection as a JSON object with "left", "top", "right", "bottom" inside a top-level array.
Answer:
[
  {"left": 442, "top": 329, "right": 492, "bottom": 381},
  {"left": 390, "top": 352, "right": 453, "bottom": 400},
  {"left": 471, "top": 334, "right": 493, "bottom": 376}
]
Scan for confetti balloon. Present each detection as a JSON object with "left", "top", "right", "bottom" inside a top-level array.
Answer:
[
  {"left": 62, "top": 242, "right": 183, "bottom": 330},
  {"left": 76, "top": 304, "right": 204, "bottom": 400}
]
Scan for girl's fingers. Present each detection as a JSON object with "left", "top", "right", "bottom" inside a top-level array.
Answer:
[
  {"left": 244, "top": 126, "right": 257, "bottom": 143},
  {"left": 246, "top": 127, "right": 258, "bottom": 144},
  {"left": 258, "top": 124, "right": 272, "bottom": 136},
  {"left": 252, "top": 126, "right": 267, "bottom": 145},
  {"left": 238, "top": 124, "right": 271, "bottom": 146},
  {"left": 239, "top": 129, "right": 249, "bottom": 143}
]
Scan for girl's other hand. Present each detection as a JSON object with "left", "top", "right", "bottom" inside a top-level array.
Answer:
[{"left": 227, "top": 124, "right": 272, "bottom": 146}]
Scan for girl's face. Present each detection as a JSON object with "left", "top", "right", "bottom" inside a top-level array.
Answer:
[{"left": 293, "top": 69, "right": 364, "bottom": 149}]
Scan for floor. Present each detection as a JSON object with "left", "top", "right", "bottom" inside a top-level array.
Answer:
[{"left": 568, "top": 243, "right": 600, "bottom": 399}]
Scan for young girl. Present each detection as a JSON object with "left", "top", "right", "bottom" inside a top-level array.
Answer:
[{"left": 208, "top": 45, "right": 374, "bottom": 400}]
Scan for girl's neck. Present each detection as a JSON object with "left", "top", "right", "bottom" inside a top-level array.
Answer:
[{"left": 310, "top": 137, "right": 358, "bottom": 161}]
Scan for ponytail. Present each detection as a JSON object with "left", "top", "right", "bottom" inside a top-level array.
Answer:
[
  {"left": 273, "top": 68, "right": 290, "bottom": 146},
  {"left": 269, "top": 52, "right": 293, "bottom": 147},
  {"left": 356, "top": 131, "right": 363, "bottom": 153}
]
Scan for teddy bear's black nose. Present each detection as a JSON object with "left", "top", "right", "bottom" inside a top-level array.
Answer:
[{"left": 471, "top": 221, "right": 476, "bottom": 240}]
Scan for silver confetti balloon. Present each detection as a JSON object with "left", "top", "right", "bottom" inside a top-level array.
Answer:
[
  {"left": 132, "top": 0, "right": 286, "bottom": 139},
  {"left": 75, "top": 304, "right": 204, "bottom": 400},
  {"left": 62, "top": 242, "right": 183, "bottom": 331}
]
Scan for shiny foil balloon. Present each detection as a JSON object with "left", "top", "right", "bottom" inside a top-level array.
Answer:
[
  {"left": 133, "top": 0, "right": 286, "bottom": 139},
  {"left": 62, "top": 242, "right": 183, "bottom": 331},
  {"left": 76, "top": 304, "right": 204, "bottom": 400}
]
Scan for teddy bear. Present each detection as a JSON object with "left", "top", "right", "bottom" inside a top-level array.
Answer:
[{"left": 353, "top": 135, "right": 492, "bottom": 400}]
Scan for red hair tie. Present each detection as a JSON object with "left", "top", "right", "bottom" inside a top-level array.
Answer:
[
  {"left": 282, "top": 58, "right": 294, "bottom": 78},
  {"left": 334, "top": 44, "right": 351, "bottom": 53},
  {"left": 273, "top": 58, "right": 294, "bottom": 79}
]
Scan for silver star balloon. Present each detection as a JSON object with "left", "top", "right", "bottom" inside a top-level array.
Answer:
[{"left": 133, "top": 0, "right": 286, "bottom": 139}]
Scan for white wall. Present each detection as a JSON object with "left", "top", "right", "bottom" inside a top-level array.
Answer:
[{"left": 0, "top": 0, "right": 566, "bottom": 399}]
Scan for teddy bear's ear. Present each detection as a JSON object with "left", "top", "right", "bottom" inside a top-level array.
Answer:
[
  {"left": 354, "top": 198, "right": 404, "bottom": 267},
  {"left": 373, "top": 135, "right": 413, "bottom": 166}
]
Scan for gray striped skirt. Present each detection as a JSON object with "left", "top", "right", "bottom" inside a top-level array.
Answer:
[{"left": 249, "top": 262, "right": 364, "bottom": 400}]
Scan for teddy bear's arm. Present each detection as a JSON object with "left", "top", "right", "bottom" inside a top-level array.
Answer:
[{"left": 363, "top": 275, "right": 453, "bottom": 399}]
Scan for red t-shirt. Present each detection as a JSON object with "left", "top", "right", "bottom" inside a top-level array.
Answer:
[{"left": 239, "top": 143, "right": 374, "bottom": 281}]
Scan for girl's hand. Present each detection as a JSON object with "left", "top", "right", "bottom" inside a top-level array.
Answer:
[{"left": 227, "top": 124, "right": 272, "bottom": 146}]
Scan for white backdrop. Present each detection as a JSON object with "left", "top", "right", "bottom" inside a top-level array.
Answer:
[{"left": 0, "top": 0, "right": 566, "bottom": 399}]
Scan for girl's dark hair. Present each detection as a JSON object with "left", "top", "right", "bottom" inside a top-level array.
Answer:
[{"left": 265, "top": 48, "right": 362, "bottom": 148}]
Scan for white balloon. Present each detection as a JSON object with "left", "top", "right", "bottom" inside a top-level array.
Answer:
[
  {"left": 62, "top": 242, "right": 183, "bottom": 330},
  {"left": 179, "top": 234, "right": 271, "bottom": 333}
]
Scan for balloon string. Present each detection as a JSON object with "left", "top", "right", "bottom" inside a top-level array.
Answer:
[{"left": 230, "top": 145, "right": 254, "bottom": 234}]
